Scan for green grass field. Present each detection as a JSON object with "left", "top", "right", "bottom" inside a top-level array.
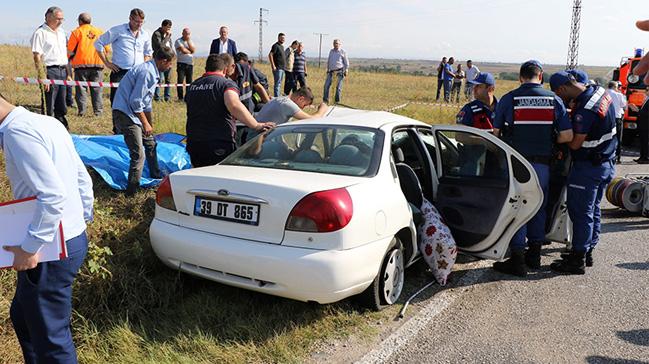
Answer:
[{"left": 0, "top": 44, "right": 523, "bottom": 363}]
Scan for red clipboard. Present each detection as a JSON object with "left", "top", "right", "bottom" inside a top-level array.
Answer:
[{"left": 0, "top": 196, "right": 67, "bottom": 269}]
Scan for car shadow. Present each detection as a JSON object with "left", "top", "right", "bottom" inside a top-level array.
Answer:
[
  {"left": 586, "top": 356, "right": 649, "bottom": 364},
  {"left": 617, "top": 329, "right": 649, "bottom": 347}
]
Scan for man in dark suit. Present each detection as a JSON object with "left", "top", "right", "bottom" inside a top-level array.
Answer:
[{"left": 209, "top": 26, "right": 237, "bottom": 56}]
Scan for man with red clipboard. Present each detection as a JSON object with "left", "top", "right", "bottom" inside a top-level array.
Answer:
[{"left": 0, "top": 91, "right": 94, "bottom": 363}]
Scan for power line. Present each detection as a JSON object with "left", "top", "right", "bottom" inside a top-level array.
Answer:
[
  {"left": 314, "top": 33, "right": 329, "bottom": 68},
  {"left": 254, "top": 8, "right": 269, "bottom": 63},
  {"left": 566, "top": 0, "right": 582, "bottom": 70}
]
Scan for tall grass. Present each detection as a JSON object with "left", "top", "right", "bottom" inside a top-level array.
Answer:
[{"left": 0, "top": 44, "right": 522, "bottom": 363}]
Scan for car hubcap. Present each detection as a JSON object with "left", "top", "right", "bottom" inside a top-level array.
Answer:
[{"left": 382, "top": 249, "right": 404, "bottom": 304}]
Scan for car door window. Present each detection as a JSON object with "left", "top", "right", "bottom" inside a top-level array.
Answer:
[{"left": 436, "top": 130, "right": 508, "bottom": 181}]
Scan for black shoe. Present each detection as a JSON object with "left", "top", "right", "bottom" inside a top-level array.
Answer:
[
  {"left": 493, "top": 249, "right": 527, "bottom": 277},
  {"left": 525, "top": 243, "right": 542, "bottom": 269},
  {"left": 634, "top": 158, "right": 649, "bottom": 164},
  {"left": 585, "top": 248, "right": 593, "bottom": 267},
  {"left": 551, "top": 251, "right": 585, "bottom": 275}
]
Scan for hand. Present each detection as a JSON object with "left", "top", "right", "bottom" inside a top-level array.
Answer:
[
  {"left": 43, "top": 83, "right": 50, "bottom": 92},
  {"left": 3, "top": 245, "right": 39, "bottom": 271},
  {"left": 304, "top": 73, "right": 308, "bottom": 77},
  {"left": 256, "top": 122, "right": 276, "bottom": 131},
  {"left": 343, "top": 71, "right": 348, "bottom": 77},
  {"left": 633, "top": 20, "right": 649, "bottom": 83},
  {"left": 318, "top": 102, "right": 328, "bottom": 111},
  {"left": 271, "top": 66, "right": 276, "bottom": 72},
  {"left": 143, "top": 122, "right": 153, "bottom": 136},
  {"left": 105, "top": 61, "right": 119, "bottom": 73}
]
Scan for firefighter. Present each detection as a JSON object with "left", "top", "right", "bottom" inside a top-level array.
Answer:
[
  {"left": 456, "top": 72, "right": 497, "bottom": 131},
  {"left": 491, "top": 60, "right": 573, "bottom": 277},
  {"left": 549, "top": 71, "right": 617, "bottom": 274}
]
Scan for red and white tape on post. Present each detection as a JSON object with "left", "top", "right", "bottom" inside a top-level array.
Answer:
[{"left": 12, "top": 77, "right": 185, "bottom": 88}]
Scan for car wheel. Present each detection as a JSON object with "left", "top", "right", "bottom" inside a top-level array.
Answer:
[{"left": 357, "top": 237, "right": 405, "bottom": 311}]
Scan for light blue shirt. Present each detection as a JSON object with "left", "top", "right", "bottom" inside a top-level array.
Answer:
[
  {"left": 326, "top": 48, "right": 349, "bottom": 72},
  {"left": 0, "top": 107, "right": 94, "bottom": 253},
  {"left": 112, "top": 60, "right": 160, "bottom": 125},
  {"left": 95, "top": 23, "right": 153, "bottom": 70}
]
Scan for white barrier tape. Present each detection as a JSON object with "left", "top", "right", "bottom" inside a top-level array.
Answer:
[
  {"left": 384, "top": 101, "right": 461, "bottom": 112},
  {"left": 13, "top": 77, "right": 186, "bottom": 88}
]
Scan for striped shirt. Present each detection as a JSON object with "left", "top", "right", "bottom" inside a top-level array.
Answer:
[{"left": 293, "top": 52, "right": 306, "bottom": 73}]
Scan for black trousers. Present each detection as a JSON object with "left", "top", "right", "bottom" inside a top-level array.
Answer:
[
  {"left": 284, "top": 71, "right": 296, "bottom": 95},
  {"left": 640, "top": 127, "right": 649, "bottom": 160},
  {"left": 176, "top": 63, "right": 194, "bottom": 101},
  {"left": 109, "top": 68, "right": 129, "bottom": 105},
  {"left": 294, "top": 72, "right": 307, "bottom": 89},
  {"left": 45, "top": 66, "right": 68, "bottom": 128},
  {"left": 187, "top": 140, "right": 236, "bottom": 168}
]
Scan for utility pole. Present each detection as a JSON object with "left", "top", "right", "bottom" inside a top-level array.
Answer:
[
  {"left": 566, "top": 0, "right": 582, "bottom": 70},
  {"left": 254, "top": 8, "right": 269, "bottom": 63},
  {"left": 314, "top": 32, "right": 329, "bottom": 68}
]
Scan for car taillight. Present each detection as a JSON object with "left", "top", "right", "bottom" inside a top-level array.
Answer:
[
  {"left": 156, "top": 176, "right": 176, "bottom": 211},
  {"left": 286, "top": 188, "right": 353, "bottom": 232}
]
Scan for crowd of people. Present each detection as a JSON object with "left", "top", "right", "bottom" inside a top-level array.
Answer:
[
  {"left": 435, "top": 56, "right": 481, "bottom": 103},
  {"left": 1, "top": 4, "right": 648, "bottom": 364}
]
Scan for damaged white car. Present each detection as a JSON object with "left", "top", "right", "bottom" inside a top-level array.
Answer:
[{"left": 150, "top": 107, "right": 555, "bottom": 309}]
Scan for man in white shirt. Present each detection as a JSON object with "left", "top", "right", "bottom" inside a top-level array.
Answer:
[
  {"left": 607, "top": 81, "right": 628, "bottom": 162},
  {"left": 464, "top": 60, "right": 480, "bottom": 101},
  {"left": 31, "top": 6, "right": 70, "bottom": 128},
  {"left": 0, "top": 92, "right": 94, "bottom": 363}
]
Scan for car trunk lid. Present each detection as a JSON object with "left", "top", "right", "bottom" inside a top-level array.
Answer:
[{"left": 168, "top": 165, "right": 361, "bottom": 244}]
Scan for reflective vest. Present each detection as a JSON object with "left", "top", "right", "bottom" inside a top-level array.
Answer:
[
  {"left": 508, "top": 85, "right": 556, "bottom": 158},
  {"left": 574, "top": 86, "right": 617, "bottom": 162}
]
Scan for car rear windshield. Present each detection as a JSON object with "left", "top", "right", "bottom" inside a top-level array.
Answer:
[{"left": 222, "top": 125, "right": 384, "bottom": 177}]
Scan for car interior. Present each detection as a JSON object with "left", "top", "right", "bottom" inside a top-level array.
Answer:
[{"left": 391, "top": 128, "right": 513, "bottom": 249}]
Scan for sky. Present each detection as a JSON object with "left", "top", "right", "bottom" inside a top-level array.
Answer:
[{"left": 2, "top": 0, "right": 649, "bottom": 67}]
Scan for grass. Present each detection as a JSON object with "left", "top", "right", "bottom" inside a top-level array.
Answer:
[{"left": 0, "top": 43, "right": 523, "bottom": 363}]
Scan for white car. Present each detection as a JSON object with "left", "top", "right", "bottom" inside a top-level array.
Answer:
[{"left": 149, "top": 108, "right": 546, "bottom": 309}]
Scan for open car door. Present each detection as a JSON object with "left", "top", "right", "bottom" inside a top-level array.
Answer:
[{"left": 420, "top": 125, "right": 543, "bottom": 260}]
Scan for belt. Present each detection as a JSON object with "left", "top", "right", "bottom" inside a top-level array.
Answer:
[
  {"left": 526, "top": 156, "right": 551, "bottom": 165},
  {"left": 46, "top": 65, "right": 66, "bottom": 69}
]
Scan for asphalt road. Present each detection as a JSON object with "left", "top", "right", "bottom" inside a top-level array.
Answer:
[{"left": 386, "top": 157, "right": 649, "bottom": 364}]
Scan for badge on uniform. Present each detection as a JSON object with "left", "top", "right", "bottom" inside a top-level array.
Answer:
[{"left": 456, "top": 110, "right": 465, "bottom": 124}]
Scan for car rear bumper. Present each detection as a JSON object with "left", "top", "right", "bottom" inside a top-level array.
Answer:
[{"left": 149, "top": 219, "right": 393, "bottom": 304}]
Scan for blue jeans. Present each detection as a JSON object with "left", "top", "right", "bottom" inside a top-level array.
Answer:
[
  {"left": 273, "top": 69, "right": 284, "bottom": 97},
  {"left": 443, "top": 79, "right": 453, "bottom": 102},
  {"left": 567, "top": 160, "right": 615, "bottom": 253},
  {"left": 323, "top": 70, "right": 345, "bottom": 103},
  {"left": 11, "top": 231, "right": 88, "bottom": 364},
  {"left": 511, "top": 163, "right": 551, "bottom": 250},
  {"left": 154, "top": 68, "right": 171, "bottom": 101}
]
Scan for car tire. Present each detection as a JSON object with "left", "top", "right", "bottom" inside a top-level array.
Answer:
[{"left": 357, "top": 236, "right": 405, "bottom": 311}]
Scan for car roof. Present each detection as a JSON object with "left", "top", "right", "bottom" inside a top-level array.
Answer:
[{"left": 284, "top": 106, "right": 430, "bottom": 130}]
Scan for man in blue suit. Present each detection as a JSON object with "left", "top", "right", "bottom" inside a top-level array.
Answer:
[{"left": 209, "top": 26, "right": 237, "bottom": 57}]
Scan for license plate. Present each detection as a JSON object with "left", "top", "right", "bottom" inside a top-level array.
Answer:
[{"left": 194, "top": 197, "right": 260, "bottom": 225}]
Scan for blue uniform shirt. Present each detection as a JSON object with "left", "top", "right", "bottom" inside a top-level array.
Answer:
[
  {"left": 112, "top": 60, "right": 160, "bottom": 125},
  {"left": 442, "top": 63, "right": 454, "bottom": 81},
  {"left": 456, "top": 97, "right": 498, "bottom": 130},
  {"left": 571, "top": 86, "right": 618, "bottom": 162},
  {"left": 494, "top": 83, "right": 571, "bottom": 132}
]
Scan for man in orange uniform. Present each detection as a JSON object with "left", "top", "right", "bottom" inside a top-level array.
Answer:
[{"left": 67, "top": 12, "right": 109, "bottom": 116}]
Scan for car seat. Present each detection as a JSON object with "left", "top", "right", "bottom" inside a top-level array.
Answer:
[
  {"left": 258, "top": 140, "right": 292, "bottom": 160},
  {"left": 393, "top": 148, "right": 424, "bottom": 225},
  {"left": 329, "top": 144, "right": 369, "bottom": 168},
  {"left": 293, "top": 149, "right": 323, "bottom": 163}
]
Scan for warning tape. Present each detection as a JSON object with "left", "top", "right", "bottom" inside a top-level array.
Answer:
[
  {"left": 11, "top": 77, "right": 185, "bottom": 88},
  {"left": 383, "top": 101, "right": 461, "bottom": 112}
]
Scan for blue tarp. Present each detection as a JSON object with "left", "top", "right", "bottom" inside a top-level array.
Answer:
[{"left": 72, "top": 133, "right": 191, "bottom": 190}]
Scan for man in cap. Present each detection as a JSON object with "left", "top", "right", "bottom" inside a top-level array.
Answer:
[
  {"left": 567, "top": 69, "right": 589, "bottom": 85},
  {"left": 491, "top": 60, "right": 573, "bottom": 277},
  {"left": 456, "top": 72, "right": 497, "bottom": 130},
  {"left": 549, "top": 71, "right": 617, "bottom": 274}
]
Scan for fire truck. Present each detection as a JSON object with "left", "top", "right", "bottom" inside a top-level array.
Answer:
[{"left": 613, "top": 48, "right": 647, "bottom": 145}]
